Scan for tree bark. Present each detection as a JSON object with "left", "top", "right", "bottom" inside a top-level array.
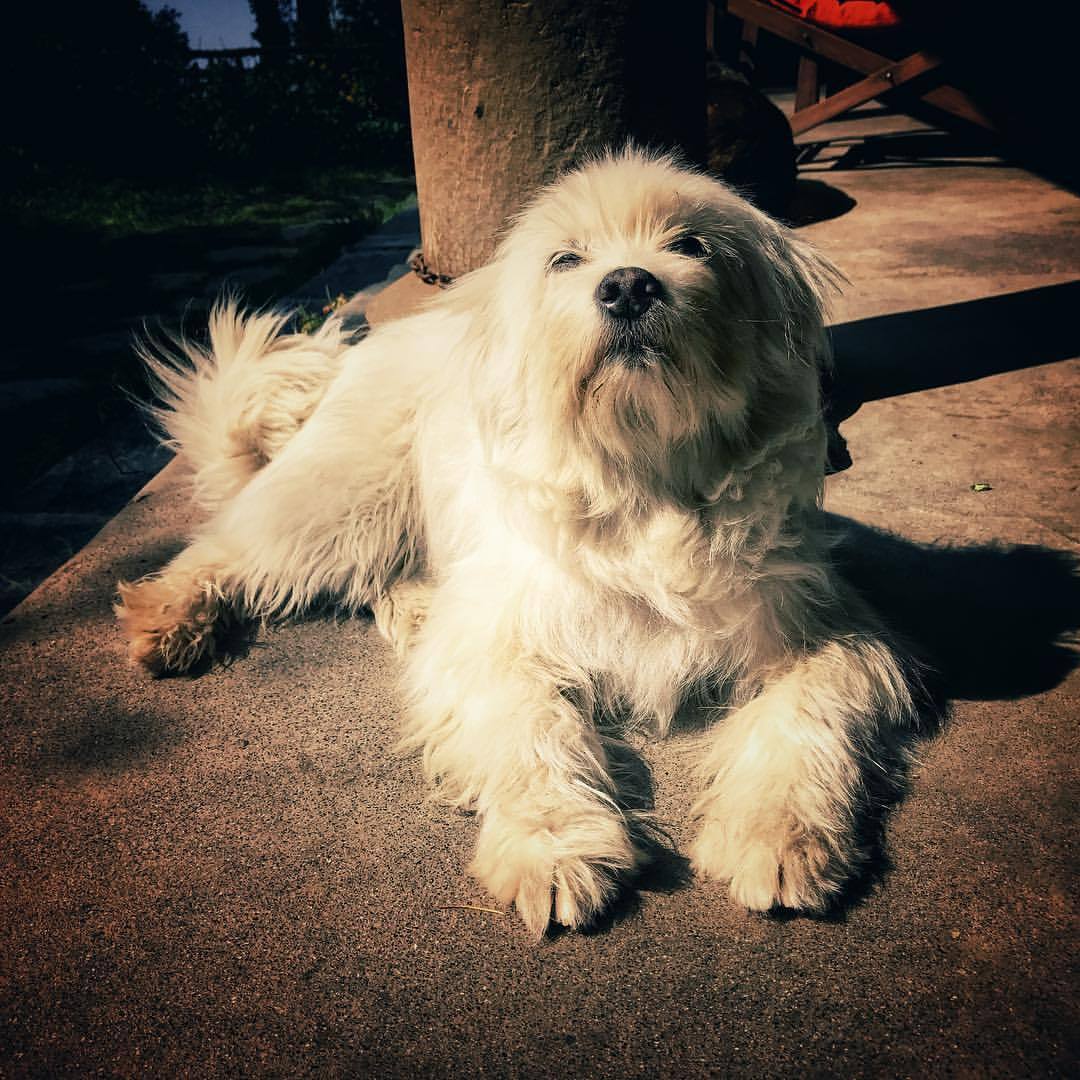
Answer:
[{"left": 399, "top": 0, "right": 705, "bottom": 280}]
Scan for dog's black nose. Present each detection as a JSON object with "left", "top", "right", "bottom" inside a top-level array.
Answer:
[{"left": 595, "top": 267, "right": 661, "bottom": 320}]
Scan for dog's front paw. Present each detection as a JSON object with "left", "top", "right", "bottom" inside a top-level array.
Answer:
[
  {"left": 471, "top": 803, "right": 640, "bottom": 938},
  {"left": 690, "top": 808, "right": 855, "bottom": 913},
  {"left": 115, "top": 575, "right": 229, "bottom": 675}
]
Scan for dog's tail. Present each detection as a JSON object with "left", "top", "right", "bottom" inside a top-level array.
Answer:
[{"left": 138, "top": 300, "right": 352, "bottom": 511}]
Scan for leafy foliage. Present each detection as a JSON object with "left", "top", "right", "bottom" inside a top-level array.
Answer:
[
  {"left": 3, "top": 2, "right": 194, "bottom": 185},
  {"left": 1, "top": 0, "right": 411, "bottom": 191}
]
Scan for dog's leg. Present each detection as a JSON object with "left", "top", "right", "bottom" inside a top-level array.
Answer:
[
  {"left": 690, "top": 634, "right": 912, "bottom": 912},
  {"left": 402, "top": 601, "right": 641, "bottom": 938},
  {"left": 117, "top": 362, "right": 422, "bottom": 674}
]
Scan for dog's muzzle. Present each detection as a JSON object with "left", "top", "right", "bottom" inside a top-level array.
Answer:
[{"left": 595, "top": 268, "right": 667, "bottom": 369}]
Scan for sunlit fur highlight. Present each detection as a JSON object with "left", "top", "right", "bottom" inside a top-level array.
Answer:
[{"left": 117, "top": 147, "right": 913, "bottom": 937}]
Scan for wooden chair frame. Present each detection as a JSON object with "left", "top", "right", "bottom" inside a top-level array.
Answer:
[{"left": 724, "top": 0, "right": 992, "bottom": 135}]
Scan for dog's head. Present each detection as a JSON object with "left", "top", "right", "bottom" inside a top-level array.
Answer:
[{"left": 459, "top": 147, "right": 841, "bottom": 489}]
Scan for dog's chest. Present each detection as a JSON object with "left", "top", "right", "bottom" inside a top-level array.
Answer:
[
  {"left": 557, "top": 510, "right": 764, "bottom": 722},
  {"left": 574, "top": 497, "right": 784, "bottom": 621}
]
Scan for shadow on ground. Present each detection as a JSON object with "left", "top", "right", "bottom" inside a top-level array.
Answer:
[
  {"left": 833, "top": 520, "right": 1080, "bottom": 702},
  {"left": 825, "top": 280, "right": 1080, "bottom": 471},
  {"left": 30, "top": 698, "right": 183, "bottom": 776},
  {"left": 832, "top": 280, "right": 1080, "bottom": 409},
  {"left": 806, "top": 129, "right": 1005, "bottom": 172},
  {"left": 786, "top": 178, "right": 857, "bottom": 227}
]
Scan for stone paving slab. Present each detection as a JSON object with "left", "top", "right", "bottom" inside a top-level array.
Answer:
[
  {"left": 287, "top": 202, "right": 420, "bottom": 321},
  {"left": 0, "top": 152, "right": 1077, "bottom": 1077}
]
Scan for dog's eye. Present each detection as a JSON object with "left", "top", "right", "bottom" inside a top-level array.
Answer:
[
  {"left": 667, "top": 235, "right": 709, "bottom": 259},
  {"left": 549, "top": 251, "right": 583, "bottom": 272}
]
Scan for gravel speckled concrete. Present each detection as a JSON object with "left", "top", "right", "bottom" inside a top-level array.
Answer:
[{"left": 2, "top": 144, "right": 1078, "bottom": 1077}]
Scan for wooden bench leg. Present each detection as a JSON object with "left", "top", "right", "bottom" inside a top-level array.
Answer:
[
  {"left": 791, "top": 51, "right": 942, "bottom": 135},
  {"left": 739, "top": 19, "right": 759, "bottom": 70},
  {"left": 796, "top": 54, "right": 820, "bottom": 111}
]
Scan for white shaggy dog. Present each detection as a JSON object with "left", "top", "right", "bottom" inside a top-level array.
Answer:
[{"left": 117, "top": 148, "right": 913, "bottom": 937}]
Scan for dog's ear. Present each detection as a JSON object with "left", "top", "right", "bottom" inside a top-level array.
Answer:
[
  {"left": 754, "top": 219, "right": 846, "bottom": 369},
  {"left": 781, "top": 229, "right": 845, "bottom": 316}
]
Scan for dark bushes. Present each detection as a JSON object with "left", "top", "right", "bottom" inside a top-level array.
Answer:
[{"left": 1, "top": 0, "right": 411, "bottom": 191}]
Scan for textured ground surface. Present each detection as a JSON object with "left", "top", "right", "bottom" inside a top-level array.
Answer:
[{"left": 2, "top": 124, "right": 1078, "bottom": 1077}]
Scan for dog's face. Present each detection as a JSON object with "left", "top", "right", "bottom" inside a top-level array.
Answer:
[{"left": 479, "top": 149, "right": 837, "bottom": 474}]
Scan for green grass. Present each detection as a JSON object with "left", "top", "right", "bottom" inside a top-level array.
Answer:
[
  {"left": 3, "top": 166, "right": 416, "bottom": 239},
  {"left": 0, "top": 167, "right": 417, "bottom": 497},
  {"left": 2, "top": 165, "right": 417, "bottom": 340}
]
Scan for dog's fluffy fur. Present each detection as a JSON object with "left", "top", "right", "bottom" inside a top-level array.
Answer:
[{"left": 117, "top": 148, "right": 913, "bottom": 937}]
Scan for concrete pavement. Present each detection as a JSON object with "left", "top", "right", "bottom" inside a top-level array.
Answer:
[{"left": 1, "top": 122, "right": 1077, "bottom": 1076}]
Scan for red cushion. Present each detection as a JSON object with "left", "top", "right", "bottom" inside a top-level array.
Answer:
[{"left": 766, "top": 0, "right": 901, "bottom": 29}]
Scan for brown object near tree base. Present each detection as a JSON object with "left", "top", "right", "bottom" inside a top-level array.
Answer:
[{"left": 400, "top": 0, "right": 706, "bottom": 281}]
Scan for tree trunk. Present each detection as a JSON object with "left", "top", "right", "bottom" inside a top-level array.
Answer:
[
  {"left": 399, "top": 0, "right": 705, "bottom": 280},
  {"left": 249, "top": 0, "right": 291, "bottom": 54},
  {"left": 295, "top": 0, "right": 333, "bottom": 52}
]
